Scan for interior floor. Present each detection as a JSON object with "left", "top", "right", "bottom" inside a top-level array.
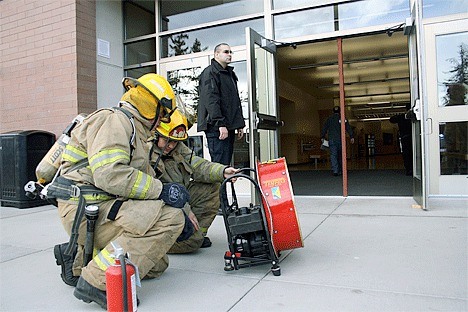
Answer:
[
  {"left": 288, "top": 154, "right": 405, "bottom": 171},
  {"left": 287, "top": 154, "right": 411, "bottom": 196}
]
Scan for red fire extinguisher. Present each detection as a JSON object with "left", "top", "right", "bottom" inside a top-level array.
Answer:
[{"left": 106, "top": 245, "right": 137, "bottom": 312}]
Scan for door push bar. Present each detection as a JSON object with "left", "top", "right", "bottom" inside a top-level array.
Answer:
[{"left": 255, "top": 112, "right": 284, "bottom": 130}]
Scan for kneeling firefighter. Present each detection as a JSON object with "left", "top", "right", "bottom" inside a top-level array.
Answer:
[
  {"left": 150, "top": 110, "right": 239, "bottom": 253},
  {"left": 51, "top": 73, "right": 193, "bottom": 310}
]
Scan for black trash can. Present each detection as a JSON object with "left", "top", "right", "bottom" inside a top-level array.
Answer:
[{"left": 0, "top": 130, "right": 55, "bottom": 208}]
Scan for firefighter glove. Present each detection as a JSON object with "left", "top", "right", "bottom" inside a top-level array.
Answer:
[
  {"left": 159, "top": 182, "right": 190, "bottom": 208},
  {"left": 176, "top": 211, "right": 195, "bottom": 242}
]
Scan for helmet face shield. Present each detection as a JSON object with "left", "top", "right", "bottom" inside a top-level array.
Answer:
[{"left": 158, "top": 97, "right": 176, "bottom": 123}]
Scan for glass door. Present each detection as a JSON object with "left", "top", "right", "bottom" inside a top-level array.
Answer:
[
  {"left": 246, "top": 27, "right": 282, "bottom": 166},
  {"left": 246, "top": 27, "right": 282, "bottom": 203},
  {"left": 406, "top": 2, "right": 427, "bottom": 208},
  {"left": 159, "top": 56, "right": 210, "bottom": 158},
  {"left": 424, "top": 20, "right": 468, "bottom": 197}
]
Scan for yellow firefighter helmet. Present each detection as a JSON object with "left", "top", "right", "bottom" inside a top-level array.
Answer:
[
  {"left": 156, "top": 109, "right": 188, "bottom": 141},
  {"left": 122, "top": 73, "right": 176, "bottom": 121}
]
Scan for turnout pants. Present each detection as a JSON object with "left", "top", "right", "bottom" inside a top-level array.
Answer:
[
  {"left": 58, "top": 198, "right": 185, "bottom": 291},
  {"left": 168, "top": 181, "right": 220, "bottom": 254}
]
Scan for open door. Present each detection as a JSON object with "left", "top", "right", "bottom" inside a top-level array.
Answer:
[
  {"left": 406, "top": 2, "right": 427, "bottom": 209},
  {"left": 245, "top": 27, "right": 283, "bottom": 203},
  {"left": 245, "top": 27, "right": 283, "bottom": 166}
]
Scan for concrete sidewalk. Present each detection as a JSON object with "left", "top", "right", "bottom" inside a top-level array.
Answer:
[{"left": 0, "top": 196, "right": 466, "bottom": 311}]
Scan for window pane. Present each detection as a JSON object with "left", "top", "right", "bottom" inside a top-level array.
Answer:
[
  {"left": 230, "top": 60, "right": 249, "bottom": 168},
  {"left": 160, "top": 19, "right": 264, "bottom": 58},
  {"left": 124, "top": 0, "right": 155, "bottom": 39},
  {"left": 436, "top": 32, "right": 468, "bottom": 107},
  {"left": 439, "top": 122, "right": 468, "bottom": 175},
  {"left": 339, "top": 0, "right": 409, "bottom": 30},
  {"left": 160, "top": 0, "right": 263, "bottom": 31},
  {"left": 167, "top": 67, "right": 202, "bottom": 123},
  {"left": 125, "top": 66, "right": 157, "bottom": 79},
  {"left": 125, "top": 39, "right": 156, "bottom": 66},
  {"left": 274, "top": 6, "right": 334, "bottom": 40},
  {"left": 423, "top": 0, "right": 468, "bottom": 18},
  {"left": 273, "top": 0, "right": 331, "bottom": 10}
]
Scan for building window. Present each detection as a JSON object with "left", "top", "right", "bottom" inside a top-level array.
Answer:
[
  {"left": 160, "top": 0, "right": 263, "bottom": 31},
  {"left": 436, "top": 32, "right": 467, "bottom": 107},
  {"left": 274, "top": 0, "right": 409, "bottom": 40},
  {"left": 273, "top": 0, "right": 331, "bottom": 10},
  {"left": 124, "top": 0, "right": 155, "bottom": 39},
  {"left": 160, "top": 18, "right": 264, "bottom": 58},
  {"left": 125, "top": 66, "right": 157, "bottom": 79},
  {"left": 125, "top": 39, "right": 156, "bottom": 66},
  {"left": 423, "top": 0, "right": 468, "bottom": 18},
  {"left": 274, "top": 6, "right": 334, "bottom": 40},
  {"left": 338, "top": 0, "right": 409, "bottom": 31},
  {"left": 439, "top": 122, "right": 467, "bottom": 175}
]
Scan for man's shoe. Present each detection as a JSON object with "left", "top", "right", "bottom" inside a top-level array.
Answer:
[
  {"left": 201, "top": 236, "right": 212, "bottom": 248},
  {"left": 74, "top": 277, "right": 107, "bottom": 310},
  {"left": 54, "top": 243, "right": 79, "bottom": 287}
]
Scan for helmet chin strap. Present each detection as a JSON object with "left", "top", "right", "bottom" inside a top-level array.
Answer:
[
  {"left": 150, "top": 104, "right": 162, "bottom": 130},
  {"left": 152, "top": 135, "right": 171, "bottom": 172}
]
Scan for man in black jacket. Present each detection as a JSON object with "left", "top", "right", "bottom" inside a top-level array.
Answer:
[{"left": 197, "top": 43, "right": 245, "bottom": 165}]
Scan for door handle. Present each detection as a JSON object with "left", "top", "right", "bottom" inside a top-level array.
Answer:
[
  {"left": 426, "top": 118, "right": 433, "bottom": 135},
  {"left": 256, "top": 112, "right": 284, "bottom": 130}
]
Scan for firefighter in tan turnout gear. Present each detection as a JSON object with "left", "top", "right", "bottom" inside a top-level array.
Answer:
[
  {"left": 151, "top": 110, "right": 239, "bottom": 252},
  {"left": 52, "top": 74, "right": 192, "bottom": 310}
]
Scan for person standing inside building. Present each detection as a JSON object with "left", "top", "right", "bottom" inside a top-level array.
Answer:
[
  {"left": 390, "top": 113, "right": 413, "bottom": 175},
  {"left": 151, "top": 110, "right": 238, "bottom": 251},
  {"left": 321, "top": 106, "right": 355, "bottom": 176},
  {"left": 197, "top": 43, "right": 245, "bottom": 165},
  {"left": 52, "top": 74, "right": 191, "bottom": 309}
]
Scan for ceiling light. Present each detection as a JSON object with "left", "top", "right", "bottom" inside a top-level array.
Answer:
[
  {"left": 359, "top": 117, "right": 391, "bottom": 121},
  {"left": 367, "top": 101, "right": 390, "bottom": 105}
]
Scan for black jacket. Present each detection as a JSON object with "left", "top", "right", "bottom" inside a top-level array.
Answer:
[{"left": 197, "top": 59, "right": 245, "bottom": 132}]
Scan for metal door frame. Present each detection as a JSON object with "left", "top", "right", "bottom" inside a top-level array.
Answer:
[
  {"left": 245, "top": 27, "right": 282, "bottom": 203},
  {"left": 424, "top": 19, "right": 468, "bottom": 198}
]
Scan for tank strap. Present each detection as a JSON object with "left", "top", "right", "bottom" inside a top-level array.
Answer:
[
  {"left": 47, "top": 176, "right": 114, "bottom": 256},
  {"left": 114, "top": 105, "right": 136, "bottom": 159}
]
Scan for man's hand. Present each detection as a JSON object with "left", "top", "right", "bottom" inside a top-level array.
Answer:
[
  {"left": 236, "top": 128, "right": 244, "bottom": 140},
  {"left": 350, "top": 138, "right": 355, "bottom": 144},
  {"left": 219, "top": 126, "right": 228, "bottom": 140},
  {"left": 188, "top": 211, "right": 199, "bottom": 231},
  {"left": 158, "top": 183, "right": 190, "bottom": 208},
  {"left": 223, "top": 167, "right": 240, "bottom": 182},
  {"left": 223, "top": 167, "right": 238, "bottom": 178}
]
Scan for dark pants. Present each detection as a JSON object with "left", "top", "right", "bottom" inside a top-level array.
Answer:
[
  {"left": 401, "top": 135, "right": 413, "bottom": 175},
  {"left": 329, "top": 139, "right": 342, "bottom": 174},
  {"left": 206, "top": 130, "right": 235, "bottom": 165}
]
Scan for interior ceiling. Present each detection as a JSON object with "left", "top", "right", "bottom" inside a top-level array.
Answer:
[{"left": 277, "top": 31, "right": 410, "bottom": 120}]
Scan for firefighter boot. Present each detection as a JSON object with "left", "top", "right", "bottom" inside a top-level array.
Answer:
[
  {"left": 74, "top": 277, "right": 107, "bottom": 310},
  {"left": 201, "top": 236, "right": 212, "bottom": 248},
  {"left": 54, "top": 242, "right": 79, "bottom": 287}
]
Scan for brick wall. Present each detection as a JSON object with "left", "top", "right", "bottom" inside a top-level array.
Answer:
[{"left": 0, "top": 0, "right": 96, "bottom": 137}]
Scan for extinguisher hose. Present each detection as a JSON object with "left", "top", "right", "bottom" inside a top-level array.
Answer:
[{"left": 119, "top": 253, "right": 128, "bottom": 312}]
